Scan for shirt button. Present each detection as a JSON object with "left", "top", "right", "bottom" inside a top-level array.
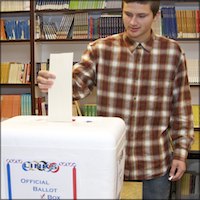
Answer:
[{"left": 133, "top": 97, "right": 137, "bottom": 101}]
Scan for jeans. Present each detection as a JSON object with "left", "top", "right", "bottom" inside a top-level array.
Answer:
[{"left": 142, "top": 171, "right": 171, "bottom": 200}]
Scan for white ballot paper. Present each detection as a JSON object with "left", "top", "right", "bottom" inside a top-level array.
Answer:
[{"left": 48, "top": 52, "right": 73, "bottom": 122}]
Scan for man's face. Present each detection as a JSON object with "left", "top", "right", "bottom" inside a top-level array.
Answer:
[{"left": 123, "top": 2, "right": 155, "bottom": 42}]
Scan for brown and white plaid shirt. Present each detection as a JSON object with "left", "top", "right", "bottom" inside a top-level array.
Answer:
[{"left": 72, "top": 31, "right": 194, "bottom": 180}]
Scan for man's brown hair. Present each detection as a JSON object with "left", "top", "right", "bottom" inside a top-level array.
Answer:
[{"left": 122, "top": 0, "right": 160, "bottom": 17}]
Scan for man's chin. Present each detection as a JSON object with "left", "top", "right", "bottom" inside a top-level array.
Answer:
[{"left": 127, "top": 32, "right": 140, "bottom": 40}]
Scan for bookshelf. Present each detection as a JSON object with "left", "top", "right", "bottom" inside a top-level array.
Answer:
[
  {"left": 0, "top": 4, "right": 34, "bottom": 120},
  {"left": 0, "top": 0, "right": 199, "bottom": 198}
]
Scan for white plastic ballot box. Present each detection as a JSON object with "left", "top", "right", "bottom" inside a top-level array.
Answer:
[{"left": 1, "top": 115, "right": 126, "bottom": 199}]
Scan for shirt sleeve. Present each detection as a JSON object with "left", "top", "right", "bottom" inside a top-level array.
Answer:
[
  {"left": 72, "top": 43, "right": 97, "bottom": 100},
  {"left": 170, "top": 52, "right": 194, "bottom": 162}
]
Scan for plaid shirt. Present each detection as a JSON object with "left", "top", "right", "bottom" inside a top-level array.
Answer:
[{"left": 72, "top": 31, "right": 194, "bottom": 180}]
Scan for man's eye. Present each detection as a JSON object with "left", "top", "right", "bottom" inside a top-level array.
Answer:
[
  {"left": 125, "top": 12, "right": 132, "bottom": 17},
  {"left": 139, "top": 15, "right": 147, "bottom": 18}
]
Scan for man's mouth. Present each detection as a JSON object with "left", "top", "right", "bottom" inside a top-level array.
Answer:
[{"left": 129, "top": 27, "right": 140, "bottom": 32}]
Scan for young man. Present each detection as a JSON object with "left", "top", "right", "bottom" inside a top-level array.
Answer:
[{"left": 37, "top": 0, "right": 194, "bottom": 199}]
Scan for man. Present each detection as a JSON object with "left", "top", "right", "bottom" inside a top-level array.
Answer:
[{"left": 37, "top": 0, "right": 194, "bottom": 199}]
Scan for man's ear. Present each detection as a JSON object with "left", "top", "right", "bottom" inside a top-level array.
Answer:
[{"left": 154, "top": 11, "right": 161, "bottom": 21}]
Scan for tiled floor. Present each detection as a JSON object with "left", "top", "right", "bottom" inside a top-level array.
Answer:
[{"left": 120, "top": 181, "right": 143, "bottom": 199}]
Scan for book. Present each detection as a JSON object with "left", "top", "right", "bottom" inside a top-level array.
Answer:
[
  {"left": 37, "top": 96, "right": 43, "bottom": 115},
  {"left": 181, "top": 173, "right": 190, "bottom": 196},
  {"left": 1, "top": 95, "right": 13, "bottom": 120},
  {"left": 192, "top": 105, "right": 200, "bottom": 128},
  {"left": 170, "top": 7, "right": 178, "bottom": 39},
  {"left": 0, "top": 62, "right": 10, "bottom": 83},
  {"left": 12, "top": 95, "right": 21, "bottom": 116},
  {"left": 181, "top": 10, "right": 188, "bottom": 38},
  {"left": 176, "top": 10, "right": 183, "bottom": 38},
  {"left": 196, "top": 10, "right": 200, "bottom": 38},
  {"left": 74, "top": 101, "right": 82, "bottom": 116},
  {"left": 161, "top": 7, "right": 171, "bottom": 38},
  {"left": 186, "top": 59, "right": 199, "bottom": 84},
  {"left": 185, "top": 10, "right": 196, "bottom": 38},
  {"left": 1, "top": 95, "right": 21, "bottom": 120},
  {"left": 0, "top": 19, "right": 7, "bottom": 40},
  {"left": 8, "top": 62, "right": 18, "bottom": 83},
  {"left": 22, "top": 63, "right": 28, "bottom": 83},
  {"left": 88, "top": 12, "right": 101, "bottom": 39},
  {"left": 191, "top": 131, "right": 200, "bottom": 151},
  {"left": 161, "top": 7, "right": 178, "bottom": 39},
  {"left": 21, "top": 94, "right": 32, "bottom": 115},
  {"left": 25, "top": 63, "right": 31, "bottom": 83}
]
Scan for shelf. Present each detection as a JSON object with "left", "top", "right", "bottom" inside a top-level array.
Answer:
[
  {"left": 190, "top": 83, "right": 200, "bottom": 87},
  {"left": 188, "top": 151, "right": 200, "bottom": 159},
  {"left": 35, "top": 8, "right": 122, "bottom": 14},
  {"left": 176, "top": 38, "right": 200, "bottom": 41},
  {"left": 1, "top": 84, "right": 32, "bottom": 95},
  {"left": 0, "top": 40, "right": 30, "bottom": 43},
  {"left": 0, "top": 11, "right": 30, "bottom": 14},
  {"left": 34, "top": 38, "right": 200, "bottom": 42},
  {"left": 0, "top": 84, "right": 31, "bottom": 88},
  {"left": 35, "top": 39, "right": 95, "bottom": 42}
]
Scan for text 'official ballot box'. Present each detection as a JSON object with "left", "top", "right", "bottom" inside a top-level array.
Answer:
[{"left": 1, "top": 115, "right": 126, "bottom": 199}]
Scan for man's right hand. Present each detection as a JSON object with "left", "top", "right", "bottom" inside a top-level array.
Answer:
[{"left": 37, "top": 70, "right": 56, "bottom": 93}]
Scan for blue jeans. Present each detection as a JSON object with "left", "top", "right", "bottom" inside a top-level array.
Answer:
[{"left": 143, "top": 171, "right": 171, "bottom": 200}]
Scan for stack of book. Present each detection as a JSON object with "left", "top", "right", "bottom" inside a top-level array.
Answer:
[
  {"left": 69, "top": 0, "right": 105, "bottom": 9},
  {"left": 82, "top": 104, "right": 97, "bottom": 116},
  {"left": 161, "top": 6, "right": 200, "bottom": 39},
  {"left": 1, "top": 18, "right": 30, "bottom": 40},
  {"left": 0, "top": 62, "right": 31, "bottom": 84},
  {"left": 34, "top": 7, "right": 199, "bottom": 40},
  {"left": 105, "top": 0, "right": 122, "bottom": 8},
  {"left": 37, "top": 14, "right": 75, "bottom": 40},
  {"left": 72, "top": 12, "right": 88, "bottom": 39},
  {"left": 35, "top": 97, "right": 80, "bottom": 116},
  {"left": 56, "top": 14, "right": 74, "bottom": 39},
  {"left": 161, "top": 6, "right": 178, "bottom": 39},
  {"left": 41, "top": 21, "right": 57, "bottom": 40},
  {"left": 1, "top": 0, "right": 30, "bottom": 11},
  {"left": 176, "top": 9, "right": 200, "bottom": 38},
  {"left": 35, "top": 0, "right": 70, "bottom": 10},
  {"left": 180, "top": 173, "right": 199, "bottom": 198},
  {"left": 99, "top": 14, "right": 124, "bottom": 38},
  {"left": 35, "top": 0, "right": 121, "bottom": 10},
  {"left": 1, "top": 94, "right": 31, "bottom": 121}
]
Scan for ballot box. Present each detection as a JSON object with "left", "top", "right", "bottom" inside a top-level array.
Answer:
[{"left": 1, "top": 115, "right": 126, "bottom": 199}]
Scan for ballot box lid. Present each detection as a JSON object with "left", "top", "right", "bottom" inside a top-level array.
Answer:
[{"left": 1, "top": 116, "right": 126, "bottom": 149}]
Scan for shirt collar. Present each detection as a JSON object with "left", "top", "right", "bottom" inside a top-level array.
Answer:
[{"left": 123, "top": 31, "right": 155, "bottom": 53}]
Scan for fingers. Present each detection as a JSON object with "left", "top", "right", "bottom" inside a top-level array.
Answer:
[
  {"left": 37, "top": 70, "right": 56, "bottom": 93},
  {"left": 169, "top": 168, "right": 184, "bottom": 181},
  {"left": 38, "top": 70, "right": 56, "bottom": 79},
  {"left": 169, "top": 159, "right": 186, "bottom": 181},
  {"left": 38, "top": 82, "right": 53, "bottom": 93}
]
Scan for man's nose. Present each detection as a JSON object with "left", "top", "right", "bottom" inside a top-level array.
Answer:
[{"left": 130, "top": 16, "right": 138, "bottom": 25}]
